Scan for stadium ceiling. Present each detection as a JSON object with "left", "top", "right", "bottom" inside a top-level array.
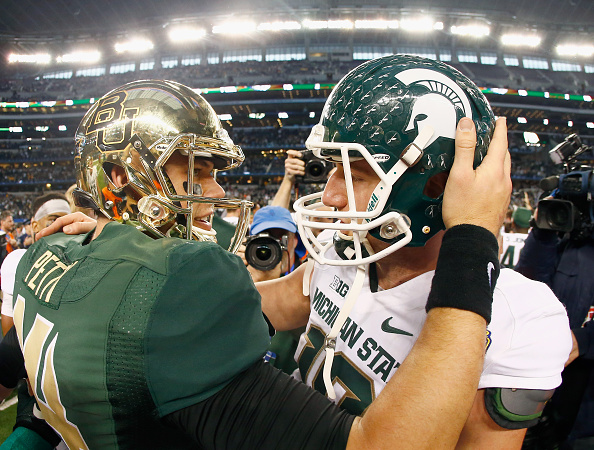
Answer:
[{"left": 0, "top": 0, "right": 592, "bottom": 39}]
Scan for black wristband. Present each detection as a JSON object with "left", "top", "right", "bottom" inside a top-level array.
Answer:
[{"left": 426, "top": 224, "right": 500, "bottom": 323}]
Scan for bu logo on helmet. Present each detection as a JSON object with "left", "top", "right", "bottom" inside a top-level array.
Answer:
[
  {"left": 395, "top": 68, "right": 472, "bottom": 146},
  {"left": 85, "top": 91, "right": 139, "bottom": 148}
]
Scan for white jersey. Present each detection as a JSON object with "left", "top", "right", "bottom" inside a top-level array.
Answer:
[
  {"left": 294, "top": 249, "right": 571, "bottom": 415},
  {"left": 0, "top": 248, "right": 26, "bottom": 318},
  {"left": 500, "top": 232, "right": 528, "bottom": 268}
]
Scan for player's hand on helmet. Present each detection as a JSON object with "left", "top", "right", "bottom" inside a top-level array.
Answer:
[
  {"left": 442, "top": 117, "right": 511, "bottom": 237},
  {"left": 36, "top": 212, "right": 97, "bottom": 239},
  {"left": 284, "top": 149, "right": 306, "bottom": 182}
]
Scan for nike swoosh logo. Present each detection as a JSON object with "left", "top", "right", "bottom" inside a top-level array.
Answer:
[
  {"left": 487, "top": 261, "right": 495, "bottom": 289},
  {"left": 381, "top": 317, "right": 413, "bottom": 336}
]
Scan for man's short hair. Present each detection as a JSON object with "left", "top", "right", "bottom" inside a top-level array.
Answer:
[
  {"left": 32, "top": 192, "right": 69, "bottom": 219},
  {"left": 0, "top": 210, "right": 13, "bottom": 222}
]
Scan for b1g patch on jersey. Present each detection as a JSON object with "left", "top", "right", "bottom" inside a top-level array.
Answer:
[{"left": 329, "top": 275, "right": 350, "bottom": 298}]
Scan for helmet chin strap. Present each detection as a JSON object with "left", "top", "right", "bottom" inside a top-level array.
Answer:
[{"left": 322, "top": 263, "right": 367, "bottom": 400}]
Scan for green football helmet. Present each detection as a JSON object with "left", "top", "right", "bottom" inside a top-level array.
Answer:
[
  {"left": 74, "top": 79, "right": 252, "bottom": 252},
  {"left": 294, "top": 54, "right": 495, "bottom": 266}
]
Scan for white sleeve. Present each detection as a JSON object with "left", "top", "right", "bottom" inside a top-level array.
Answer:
[
  {"left": 479, "top": 270, "right": 572, "bottom": 391},
  {"left": 1, "top": 249, "right": 26, "bottom": 319},
  {"left": 1, "top": 292, "right": 13, "bottom": 317}
]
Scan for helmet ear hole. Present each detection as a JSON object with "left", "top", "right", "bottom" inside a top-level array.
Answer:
[
  {"left": 423, "top": 171, "right": 449, "bottom": 199},
  {"left": 103, "top": 162, "right": 128, "bottom": 188}
]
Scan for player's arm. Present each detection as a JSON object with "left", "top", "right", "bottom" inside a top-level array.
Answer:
[
  {"left": 258, "top": 262, "right": 311, "bottom": 331},
  {"left": 0, "top": 326, "right": 27, "bottom": 401},
  {"left": 1, "top": 315, "right": 13, "bottom": 337},
  {"left": 455, "top": 389, "right": 530, "bottom": 449}
]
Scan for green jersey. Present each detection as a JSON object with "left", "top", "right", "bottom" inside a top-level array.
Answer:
[{"left": 13, "top": 222, "right": 270, "bottom": 449}]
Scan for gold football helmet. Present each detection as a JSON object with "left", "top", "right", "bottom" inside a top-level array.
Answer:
[{"left": 74, "top": 79, "right": 251, "bottom": 252}]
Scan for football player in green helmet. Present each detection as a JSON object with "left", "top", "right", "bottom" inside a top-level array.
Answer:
[
  {"left": 258, "top": 55, "right": 570, "bottom": 449},
  {"left": 294, "top": 55, "right": 496, "bottom": 265}
]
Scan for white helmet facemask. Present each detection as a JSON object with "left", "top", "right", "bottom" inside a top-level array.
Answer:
[{"left": 293, "top": 123, "right": 435, "bottom": 267}]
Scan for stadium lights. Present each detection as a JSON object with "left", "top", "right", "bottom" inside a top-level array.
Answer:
[
  {"left": 218, "top": 114, "right": 232, "bottom": 121},
  {"left": 168, "top": 26, "right": 206, "bottom": 43},
  {"left": 278, "top": 112, "right": 289, "bottom": 119},
  {"left": 568, "top": 120, "right": 573, "bottom": 127},
  {"left": 556, "top": 44, "right": 594, "bottom": 57},
  {"left": 400, "top": 18, "right": 442, "bottom": 32},
  {"left": 523, "top": 132, "right": 540, "bottom": 145},
  {"left": 115, "top": 39, "right": 154, "bottom": 54},
  {"left": 501, "top": 34, "right": 541, "bottom": 48},
  {"left": 517, "top": 117, "right": 527, "bottom": 124},
  {"left": 8, "top": 53, "right": 51, "bottom": 64},
  {"left": 302, "top": 20, "right": 353, "bottom": 29},
  {"left": 450, "top": 24, "right": 490, "bottom": 37},
  {"left": 355, "top": 20, "right": 399, "bottom": 29},
  {"left": 257, "top": 21, "right": 301, "bottom": 31},
  {"left": 212, "top": 21, "right": 256, "bottom": 35},
  {"left": 57, "top": 51, "right": 101, "bottom": 63},
  {"left": 543, "top": 118, "right": 549, "bottom": 125}
]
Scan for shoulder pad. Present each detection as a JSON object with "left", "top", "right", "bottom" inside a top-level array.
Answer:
[{"left": 484, "top": 387, "right": 554, "bottom": 429}]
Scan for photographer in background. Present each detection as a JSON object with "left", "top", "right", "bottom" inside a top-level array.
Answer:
[
  {"left": 272, "top": 149, "right": 332, "bottom": 210},
  {"left": 240, "top": 205, "right": 301, "bottom": 282},
  {"left": 517, "top": 134, "right": 594, "bottom": 449}
]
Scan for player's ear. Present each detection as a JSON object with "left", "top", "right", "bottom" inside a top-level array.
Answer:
[
  {"left": 110, "top": 165, "right": 128, "bottom": 188},
  {"left": 31, "top": 220, "right": 41, "bottom": 234}
]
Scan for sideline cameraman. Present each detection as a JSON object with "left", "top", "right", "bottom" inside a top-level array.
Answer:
[
  {"left": 517, "top": 202, "right": 594, "bottom": 448},
  {"left": 239, "top": 205, "right": 301, "bottom": 282}
]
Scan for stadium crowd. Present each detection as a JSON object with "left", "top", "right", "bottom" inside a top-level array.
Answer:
[{"left": 1, "top": 57, "right": 593, "bottom": 104}]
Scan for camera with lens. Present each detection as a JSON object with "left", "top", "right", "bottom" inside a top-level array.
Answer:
[
  {"left": 536, "top": 134, "right": 594, "bottom": 238},
  {"left": 297, "top": 150, "right": 333, "bottom": 183},
  {"left": 245, "top": 233, "right": 288, "bottom": 271}
]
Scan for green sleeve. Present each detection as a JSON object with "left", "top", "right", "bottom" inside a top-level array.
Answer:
[{"left": 145, "top": 242, "right": 271, "bottom": 417}]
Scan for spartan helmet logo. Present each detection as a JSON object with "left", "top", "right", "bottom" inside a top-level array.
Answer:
[{"left": 396, "top": 68, "right": 473, "bottom": 147}]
